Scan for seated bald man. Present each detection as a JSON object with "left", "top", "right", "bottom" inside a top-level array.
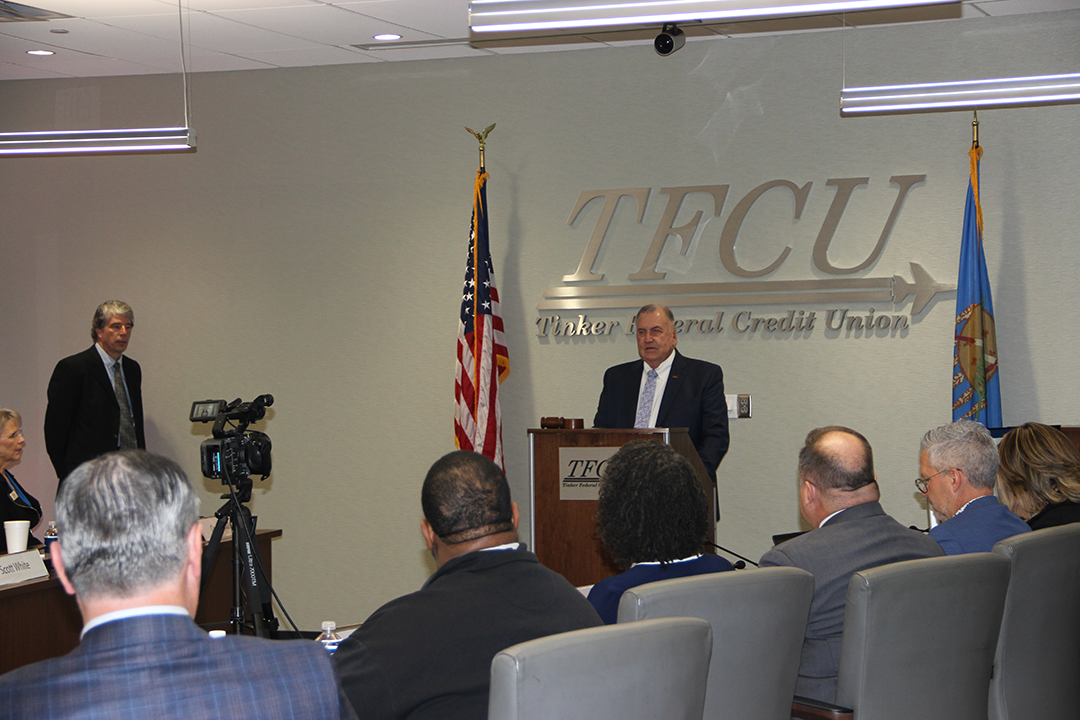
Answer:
[{"left": 760, "top": 426, "right": 943, "bottom": 705}]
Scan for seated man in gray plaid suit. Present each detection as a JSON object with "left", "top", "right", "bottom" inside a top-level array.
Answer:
[{"left": 0, "top": 450, "right": 356, "bottom": 720}]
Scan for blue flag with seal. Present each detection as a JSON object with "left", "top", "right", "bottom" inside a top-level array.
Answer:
[{"left": 952, "top": 143, "right": 1001, "bottom": 425}]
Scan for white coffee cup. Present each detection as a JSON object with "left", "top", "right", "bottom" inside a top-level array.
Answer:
[{"left": 4, "top": 520, "right": 30, "bottom": 554}]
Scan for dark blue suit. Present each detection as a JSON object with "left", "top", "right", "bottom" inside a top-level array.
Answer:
[
  {"left": 594, "top": 350, "right": 729, "bottom": 480},
  {"left": 45, "top": 346, "right": 146, "bottom": 488},
  {"left": 0, "top": 614, "right": 356, "bottom": 720},
  {"left": 588, "top": 554, "right": 734, "bottom": 624},
  {"left": 929, "top": 494, "right": 1030, "bottom": 554}
]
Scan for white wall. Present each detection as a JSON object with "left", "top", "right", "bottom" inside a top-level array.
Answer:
[{"left": 2, "top": 9, "right": 1078, "bottom": 629}]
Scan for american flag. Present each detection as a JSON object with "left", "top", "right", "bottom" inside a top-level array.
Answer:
[{"left": 455, "top": 169, "right": 510, "bottom": 468}]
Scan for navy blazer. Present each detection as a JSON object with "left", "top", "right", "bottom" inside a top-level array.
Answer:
[
  {"left": 594, "top": 350, "right": 729, "bottom": 480},
  {"left": 929, "top": 494, "right": 1030, "bottom": 554},
  {"left": 0, "top": 613, "right": 357, "bottom": 720},
  {"left": 45, "top": 345, "right": 145, "bottom": 487}
]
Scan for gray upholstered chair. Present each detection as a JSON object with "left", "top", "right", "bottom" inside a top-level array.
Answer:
[
  {"left": 791, "top": 552, "right": 1011, "bottom": 720},
  {"left": 989, "top": 523, "right": 1080, "bottom": 720},
  {"left": 487, "top": 616, "right": 711, "bottom": 720},
  {"left": 617, "top": 567, "right": 814, "bottom": 720}
]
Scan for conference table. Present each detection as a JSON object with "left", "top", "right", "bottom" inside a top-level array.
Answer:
[{"left": 0, "top": 528, "right": 280, "bottom": 675}]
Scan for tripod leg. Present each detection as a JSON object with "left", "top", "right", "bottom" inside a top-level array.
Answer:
[{"left": 232, "top": 503, "right": 277, "bottom": 638}]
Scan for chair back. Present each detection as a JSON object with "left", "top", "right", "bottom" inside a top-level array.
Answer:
[
  {"left": 618, "top": 567, "right": 814, "bottom": 720},
  {"left": 835, "top": 552, "right": 1010, "bottom": 720},
  {"left": 488, "top": 616, "right": 711, "bottom": 720},
  {"left": 989, "top": 523, "right": 1080, "bottom": 720}
]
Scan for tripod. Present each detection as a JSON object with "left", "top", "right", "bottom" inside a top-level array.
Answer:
[{"left": 200, "top": 467, "right": 278, "bottom": 638}]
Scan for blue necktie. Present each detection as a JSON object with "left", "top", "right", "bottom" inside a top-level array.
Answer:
[{"left": 635, "top": 369, "right": 658, "bottom": 429}]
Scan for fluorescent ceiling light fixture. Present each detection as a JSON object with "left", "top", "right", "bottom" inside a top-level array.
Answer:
[
  {"left": 26, "top": 49, "right": 54, "bottom": 56},
  {"left": 373, "top": 33, "right": 402, "bottom": 41},
  {"left": 469, "top": 0, "right": 955, "bottom": 32},
  {"left": 0, "top": 127, "right": 196, "bottom": 156},
  {"left": 840, "top": 73, "right": 1080, "bottom": 115}
]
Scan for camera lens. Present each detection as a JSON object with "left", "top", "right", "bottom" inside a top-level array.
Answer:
[{"left": 654, "top": 34, "right": 673, "bottom": 55}]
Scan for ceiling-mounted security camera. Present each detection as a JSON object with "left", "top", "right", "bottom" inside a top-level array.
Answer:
[{"left": 654, "top": 23, "right": 685, "bottom": 56}]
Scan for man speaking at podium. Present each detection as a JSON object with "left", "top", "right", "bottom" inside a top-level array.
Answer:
[{"left": 594, "top": 304, "right": 729, "bottom": 481}]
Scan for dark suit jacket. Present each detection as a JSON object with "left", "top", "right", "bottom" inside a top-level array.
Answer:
[
  {"left": 334, "top": 545, "right": 602, "bottom": 720},
  {"left": 759, "top": 501, "right": 945, "bottom": 704},
  {"left": 0, "top": 613, "right": 357, "bottom": 720},
  {"left": 1028, "top": 500, "right": 1080, "bottom": 530},
  {"left": 594, "top": 350, "right": 729, "bottom": 480},
  {"left": 45, "top": 345, "right": 145, "bottom": 486},
  {"left": 929, "top": 494, "right": 1030, "bottom": 554},
  {"left": 0, "top": 471, "right": 43, "bottom": 553}
]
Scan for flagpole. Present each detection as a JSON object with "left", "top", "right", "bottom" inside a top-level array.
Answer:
[
  {"left": 455, "top": 123, "right": 509, "bottom": 467},
  {"left": 972, "top": 110, "right": 979, "bottom": 148},
  {"left": 464, "top": 125, "right": 495, "bottom": 421}
]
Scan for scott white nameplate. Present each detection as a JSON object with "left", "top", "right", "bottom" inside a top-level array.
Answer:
[{"left": 0, "top": 549, "right": 49, "bottom": 587}]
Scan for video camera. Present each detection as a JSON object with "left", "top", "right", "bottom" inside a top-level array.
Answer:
[{"left": 190, "top": 395, "right": 274, "bottom": 482}]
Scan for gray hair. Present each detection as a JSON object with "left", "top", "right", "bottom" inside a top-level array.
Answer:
[
  {"left": 637, "top": 304, "right": 675, "bottom": 325},
  {"left": 91, "top": 300, "right": 134, "bottom": 342},
  {"left": 0, "top": 408, "right": 22, "bottom": 433},
  {"left": 57, "top": 451, "right": 201, "bottom": 599},
  {"left": 920, "top": 421, "right": 999, "bottom": 490}
]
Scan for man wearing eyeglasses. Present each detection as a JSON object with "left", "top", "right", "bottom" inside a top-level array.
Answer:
[
  {"left": 45, "top": 301, "right": 146, "bottom": 493},
  {"left": 917, "top": 420, "right": 1029, "bottom": 554},
  {"left": 760, "top": 426, "right": 943, "bottom": 706}
]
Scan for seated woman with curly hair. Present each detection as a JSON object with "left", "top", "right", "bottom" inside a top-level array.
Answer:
[
  {"left": 587, "top": 440, "right": 733, "bottom": 624},
  {"left": 997, "top": 422, "right": 1080, "bottom": 530}
]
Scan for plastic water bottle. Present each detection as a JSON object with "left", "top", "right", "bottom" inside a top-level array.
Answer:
[
  {"left": 316, "top": 621, "right": 342, "bottom": 654},
  {"left": 44, "top": 521, "right": 59, "bottom": 553}
]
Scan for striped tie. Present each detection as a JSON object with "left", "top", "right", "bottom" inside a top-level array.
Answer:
[{"left": 112, "top": 362, "right": 138, "bottom": 450}]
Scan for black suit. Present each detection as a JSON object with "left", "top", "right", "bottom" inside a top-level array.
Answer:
[
  {"left": 44, "top": 346, "right": 145, "bottom": 487},
  {"left": 594, "top": 350, "right": 729, "bottom": 480},
  {"left": 334, "top": 545, "right": 602, "bottom": 720}
]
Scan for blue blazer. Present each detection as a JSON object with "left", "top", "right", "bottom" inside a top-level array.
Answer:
[
  {"left": 929, "top": 494, "right": 1031, "bottom": 554},
  {"left": 588, "top": 554, "right": 734, "bottom": 624},
  {"left": 594, "top": 350, "right": 729, "bottom": 480},
  {"left": 0, "top": 614, "right": 356, "bottom": 720}
]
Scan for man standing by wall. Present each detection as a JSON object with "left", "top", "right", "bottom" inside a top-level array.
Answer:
[
  {"left": 45, "top": 300, "right": 145, "bottom": 490},
  {"left": 918, "top": 420, "right": 1029, "bottom": 554},
  {"left": 594, "top": 304, "right": 729, "bottom": 481}
]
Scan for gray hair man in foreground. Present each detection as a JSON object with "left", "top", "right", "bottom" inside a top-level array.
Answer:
[{"left": 0, "top": 450, "right": 356, "bottom": 720}]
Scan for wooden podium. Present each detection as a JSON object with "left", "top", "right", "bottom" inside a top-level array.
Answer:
[{"left": 528, "top": 427, "right": 715, "bottom": 588}]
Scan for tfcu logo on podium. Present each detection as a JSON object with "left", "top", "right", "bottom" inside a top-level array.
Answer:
[
  {"left": 536, "top": 176, "right": 955, "bottom": 340},
  {"left": 559, "top": 447, "right": 618, "bottom": 501}
]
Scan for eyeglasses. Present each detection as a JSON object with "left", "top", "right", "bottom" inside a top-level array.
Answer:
[
  {"left": 915, "top": 467, "right": 952, "bottom": 493},
  {"left": 4, "top": 428, "right": 23, "bottom": 440}
]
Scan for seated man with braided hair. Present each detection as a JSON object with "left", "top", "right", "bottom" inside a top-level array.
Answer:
[
  {"left": 333, "top": 450, "right": 601, "bottom": 720},
  {"left": 588, "top": 440, "right": 734, "bottom": 624}
]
